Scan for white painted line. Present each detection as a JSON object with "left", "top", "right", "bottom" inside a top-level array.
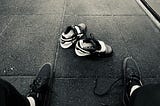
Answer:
[{"left": 136, "top": 0, "right": 160, "bottom": 29}]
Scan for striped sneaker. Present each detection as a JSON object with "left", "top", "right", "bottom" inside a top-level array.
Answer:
[
  {"left": 75, "top": 35, "right": 113, "bottom": 57},
  {"left": 60, "top": 23, "right": 87, "bottom": 49}
]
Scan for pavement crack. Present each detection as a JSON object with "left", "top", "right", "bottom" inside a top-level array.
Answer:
[
  {"left": 0, "top": 16, "right": 14, "bottom": 37},
  {"left": 52, "top": 0, "right": 66, "bottom": 73}
]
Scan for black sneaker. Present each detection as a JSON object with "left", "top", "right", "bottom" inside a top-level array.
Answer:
[
  {"left": 75, "top": 34, "right": 113, "bottom": 57},
  {"left": 27, "top": 63, "right": 53, "bottom": 106},
  {"left": 122, "top": 57, "right": 143, "bottom": 106}
]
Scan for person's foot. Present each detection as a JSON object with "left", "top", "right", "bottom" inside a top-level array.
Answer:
[
  {"left": 60, "top": 23, "right": 87, "bottom": 49},
  {"left": 27, "top": 63, "right": 53, "bottom": 106},
  {"left": 75, "top": 34, "right": 113, "bottom": 57},
  {"left": 122, "top": 57, "right": 143, "bottom": 106}
]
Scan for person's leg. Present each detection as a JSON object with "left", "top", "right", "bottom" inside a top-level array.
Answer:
[
  {"left": 0, "top": 78, "right": 30, "bottom": 106},
  {"left": 122, "top": 57, "right": 143, "bottom": 106},
  {"left": 0, "top": 63, "right": 53, "bottom": 106},
  {"left": 122, "top": 57, "right": 160, "bottom": 106},
  {"left": 130, "top": 84, "right": 160, "bottom": 106}
]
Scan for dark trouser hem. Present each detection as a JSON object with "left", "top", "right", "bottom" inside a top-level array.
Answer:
[
  {"left": 0, "top": 78, "right": 30, "bottom": 106},
  {"left": 130, "top": 84, "right": 160, "bottom": 106}
]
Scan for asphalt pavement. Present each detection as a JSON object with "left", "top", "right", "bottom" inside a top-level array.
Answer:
[{"left": 0, "top": 0, "right": 160, "bottom": 106}]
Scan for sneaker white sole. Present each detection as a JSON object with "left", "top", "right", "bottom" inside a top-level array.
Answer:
[
  {"left": 98, "top": 41, "right": 113, "bottom": 54},
  {"left": 75, "top": 40, "right": 113, "bottom": 57}
]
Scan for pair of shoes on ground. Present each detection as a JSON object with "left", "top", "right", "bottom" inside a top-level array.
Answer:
[
  {"left": 26, "top": 57, "right": 143, "bottom": 106},
  {"left": 27, "top": 63, "right": 53, "bottom": 106},
  {"left": 60, "top": 23, "right": 113, "bottom": 57}
]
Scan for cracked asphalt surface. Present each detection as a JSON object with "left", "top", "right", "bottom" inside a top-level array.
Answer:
[{"left": 0, "top": 0, "right": 160, "bottom": 105}]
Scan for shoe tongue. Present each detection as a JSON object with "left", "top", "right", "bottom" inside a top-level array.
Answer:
[
  {"left": 64, "top": 30, "right": 74, "bottom": 38},
  {"left": 82, "top": 42, "right": 93, "bottom": 48},
  {"left": 83, "top": 37, "right": 101, "bottom": 50},
  {"left": 63, "top": 26, "right": 77, "bottom": 38}
]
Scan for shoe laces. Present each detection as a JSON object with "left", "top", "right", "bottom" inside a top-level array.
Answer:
[
  {"left": 122, "top": 57, "right": 142, "bottom": 83},
  {"left": 30, "top": 77, "right": 42, "bottom": 92},
  {"left": 84, "top": 34, "right": 101, "bottom": 51}
]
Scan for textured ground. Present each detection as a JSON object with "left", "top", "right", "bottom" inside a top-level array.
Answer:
[{"left": 0, "top": 0, "right": 160, "bottom": 106}]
